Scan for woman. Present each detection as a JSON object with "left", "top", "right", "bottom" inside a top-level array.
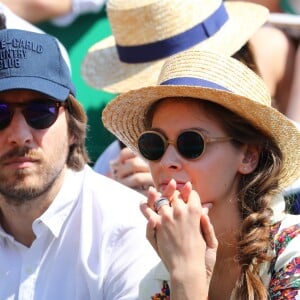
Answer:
[
  {"left": 102, "top": 50, "right": 300, "bottom": 299},
  {"left": 93, "top": 40, "right": 260, "bottom": 197}
]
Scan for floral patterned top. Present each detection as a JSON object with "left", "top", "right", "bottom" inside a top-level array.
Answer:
[
  {"left": 139, "top": 214, "right": 300, "bottom": 299},
  {"left": 268, "top": 218, "right": 300, "bottom": 299}
]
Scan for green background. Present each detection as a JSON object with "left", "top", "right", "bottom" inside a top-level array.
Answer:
[{"left": 38, "top": 9, "right": 116, "bottom": 165}]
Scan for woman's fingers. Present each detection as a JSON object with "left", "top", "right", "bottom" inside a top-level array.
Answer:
[
  {"left": 179, "top": 181, "right": 192, "bottom": 202},
  {"left": 201, "top": 214, "right": 218, "bottom": 283},
  {"left": 118, "top": 172, "right": 153, "bottom": 194},
  {"left": 145, "top": 221, "right": 159, "bottom": 255},
  {"left": 114, "top": 153, "right": 150, "bottom": 179},
  {"left": 201, "top": 214, "right": 218, "bottom": 250},
  {"left": 109, "top": 148, "right": 154, "bottom": 193},
  {"left": 140, "top": 201, "right": 156, "bottom": 226},
  {"left": 140, "top": 186, "right": 163, "bottom": 229},
  {"left": 146, "top": 186, "right": 161, "bottom": 209}
]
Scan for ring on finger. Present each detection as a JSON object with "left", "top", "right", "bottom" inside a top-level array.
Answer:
[{"left": 154, "top": 197, "right": 170, "bottom": 212}]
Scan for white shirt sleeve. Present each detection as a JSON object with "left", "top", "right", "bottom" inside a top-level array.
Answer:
[
  {"left": 93, "top": 140, "right": 121, "bottom": 175},
  {"left": 104, "top": 221, "right": 161, "bottom": 300}
]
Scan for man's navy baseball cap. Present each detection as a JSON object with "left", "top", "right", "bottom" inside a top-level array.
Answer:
[{"left": 0, "top": 29, "right": 75, "bottom": 101}]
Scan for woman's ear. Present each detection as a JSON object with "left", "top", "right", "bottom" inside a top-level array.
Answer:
[{"left": 238, "top": 145, "right": 260, "bottom": 174}]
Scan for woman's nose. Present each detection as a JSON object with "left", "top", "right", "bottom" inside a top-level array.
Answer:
[{"left": 159, "top": 144, "right": 182, "bottom": 170}]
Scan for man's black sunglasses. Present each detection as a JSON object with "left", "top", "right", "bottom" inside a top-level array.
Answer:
[{"left": 0, "top": 100, "right": 66, "bottom": 130}]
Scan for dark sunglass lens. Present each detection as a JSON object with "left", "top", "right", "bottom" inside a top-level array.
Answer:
[
  {"left": 138, "top": 132, "right": 165, "bottom": 161},
  {"left": 177, "top": 131, "right": 204, "bottom": 159},
  {"left": 24, "top": 102, "right": 59, "bottom": 129},
  {"left": 0, "top": 103, "right": 12, "bottom": 130}
]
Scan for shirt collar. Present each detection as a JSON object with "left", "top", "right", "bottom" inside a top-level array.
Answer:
[{"left": 33, "top": 167, "right": 85, "bottom": 238}]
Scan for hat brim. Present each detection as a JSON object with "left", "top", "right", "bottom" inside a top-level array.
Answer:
[
  {"left": 0, "top": 77, "right": 70, "bottom": 101},
  {"left": 102, "top": 85, "right": 300, "bottom": 188},
  {"left": 82, "top": 2, "right": 269, "bottom": 93}
]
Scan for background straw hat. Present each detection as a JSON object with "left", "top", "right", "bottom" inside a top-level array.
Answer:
[
  {"left": 82, "top": 0, "right": 269, "bottom": 94},
  {"left": 102, "top": 50, "right": 300, "bottom": 188}
]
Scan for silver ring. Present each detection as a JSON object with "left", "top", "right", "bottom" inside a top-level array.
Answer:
[{"left": 154, "top": 197, "right": 170, "bottom": 212}]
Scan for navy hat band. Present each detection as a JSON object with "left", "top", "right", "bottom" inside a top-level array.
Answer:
[
  {"left": 116, "top": 2, "right": 228, "bottom": 64},
  {"left": 161, "top": 77, "right": 231, "bottom": 92}
]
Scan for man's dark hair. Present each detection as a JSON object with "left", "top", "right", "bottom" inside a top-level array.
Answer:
[{"left": 0, "top": 13, "right": 6, "bottom": 29}]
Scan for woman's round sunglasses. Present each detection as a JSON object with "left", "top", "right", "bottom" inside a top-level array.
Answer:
[
  {"left": 0, "top": 100, "right": 66, "bottom": 130},
  {"left": 138, "top": 130, "right": 232, "bottom": 161}
]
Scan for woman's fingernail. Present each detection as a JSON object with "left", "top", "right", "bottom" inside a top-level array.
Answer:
[
  {"left": 149, "top": 186, "right": 155, "bottom": 193},
  {"left": 202, "top": 203, "right": 213, "bottom": 214}
]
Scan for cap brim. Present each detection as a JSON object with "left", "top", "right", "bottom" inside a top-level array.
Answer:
[
  {"left": 0, "top": 77, "right": 70, "bottom": 101},
  {"left": 82, "top": 2, "right": 269, "bottom": 93}
]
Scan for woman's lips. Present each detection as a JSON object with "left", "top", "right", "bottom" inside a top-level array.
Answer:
[{"left": 159, "top": 180, "right": 188, "bottom": 191}]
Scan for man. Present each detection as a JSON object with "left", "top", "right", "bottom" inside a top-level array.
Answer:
[{"left": 0, "top": 28, "right": 158, "bottom": 299}]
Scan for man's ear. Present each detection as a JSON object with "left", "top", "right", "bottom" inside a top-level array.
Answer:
[
  {"left": 69, "top": 135, "right": 75, "bottom": 146},
  {"left": 238, "top": 145, "right": 260, "bottom": 174}
]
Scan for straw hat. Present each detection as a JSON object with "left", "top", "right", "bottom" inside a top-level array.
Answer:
[
  {"left": 102, "top": 50, "right": 300, "bottom": 188},
  {"left": 81, "top": 0, "right": 269, "bottom": 94}
]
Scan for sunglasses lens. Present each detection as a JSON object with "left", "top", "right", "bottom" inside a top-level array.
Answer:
[
  {"left": 25, "top": 102, "right": 60, "bottom": 129},
  {"left": 0, "top": 103, "right": 12, "bottom": 130},
  {"left": 177, "top": 131, "right": 205, "bottom": 159},
  {"left": 138, "top": 132, "right": 165, "bottom": 161}
]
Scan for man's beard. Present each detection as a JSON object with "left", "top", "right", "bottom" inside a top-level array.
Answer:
[
  {"left": 0, "top": 146, "right": 66, "bottom": 206},
  {"left": 0, "top": 171, "right": 59, "bottom": 206}
]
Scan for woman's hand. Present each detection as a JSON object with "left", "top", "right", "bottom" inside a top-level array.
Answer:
[
  {"left": 140, "top": 180, "right": 218, "bottom": 299},
  {"left": 109, "top": 147, "right": 153, "bottom": 194}
]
